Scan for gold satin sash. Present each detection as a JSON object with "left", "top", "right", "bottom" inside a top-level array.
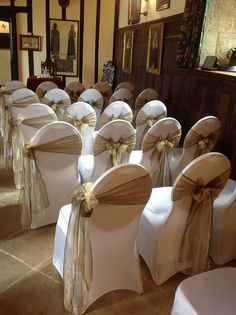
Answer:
[
  {"left": 63, "top": 173, "right": 152, "bottom": 313},
  {"left": 44, "top": 97, "right": 71, "bottom": 119},
  {"left": 100, "top": 112, "right": 133, "bottom": 127},
  {"left": 172, "top": 168, "right": 230, "bottom": 275},
  {"left": 63, "top": 111, "right": 96, "bottom": 134},
  {"left": 79, "top": 97, "right": 103, "bottom": 110},
  {"left": 136, "top": 110, "right": 166, "bottom": 127},
  {"left": 12, "top": 113, "right": 58, "bottom": 188},
  {"left": 94, "top": 133, "right": 135, "bottom": 166},
  {"left": 143, "top": 130, "right": 181, "bottom": 187},
  {"left": 184, "top": 128, "right": 221, "bottom": 158},
  {"left": 21, "top": 134, "right": 82, "bottom": 228},
  {"left": 66, "top": 89, "right": 81, "bottom": 103}
]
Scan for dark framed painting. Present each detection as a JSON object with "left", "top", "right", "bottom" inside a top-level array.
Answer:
[
  {"left": 156, "top": 0, "right": 171, "bottom": 11},
  {"left": 122, "top": 30, "right": 134, "bottom": 73},
  {"left": 50, "top": 19, "right": 79, "bottom": 76},
  {"left": 128, "top": 0, "right": 141, "bottom": 25},
  {"left": 20, "top": 35, "right": 41, "bottom": 51},
  {"left": 146, "top": 23, "right": 164, "bottom": 75}
]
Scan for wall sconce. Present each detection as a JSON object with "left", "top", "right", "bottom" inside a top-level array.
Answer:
[
  {"left": 128, "top": 0, "right": 148, "bottom": 25},
  {"left": 140, "top": 0, "right": 148, "bottom": 17}
]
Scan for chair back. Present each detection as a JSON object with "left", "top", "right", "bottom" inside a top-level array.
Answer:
[
  {"left": 109, "top": 87, "right": 134, "bottom": 108},
  {"left": 62, "top": 101, "right": 96, "bottom": 154},
  {"left": 79, "top": 88, "right": 103, "bottom": 130},
  {"left": 90, "top": 119, "right": 136, "bottom": 181},
  {"left": 135, "top": 99, "right": 167, "bottom": 149},
  {"left": 36, "top": 81, "right": 58, "bottom": 101},
  {"left": 3, "top": 80, "right": 25, "bottom": 103},
  {"left": 134, "top": 88, "right": 158, "bottom": 116},
  {"left": 93, "top": 81, "right": 113, "bottom": 110},
  {"left": 141, "top": 117, "right": 181, "bottom": 187},
  {"left": 22, "top": 121, "right": 82, "bottom": 228},
  {"left": 64, "top": 81, "right": 86, "bottom": 103},
  {"left": 115, "top": 81, "right": 135, "bottom": 93},
  {"left": 42, "top": 88, "right": 71, "bottom": 119},
  {"left": 100, "top": 101, "right": 133, "bottom": 127}
]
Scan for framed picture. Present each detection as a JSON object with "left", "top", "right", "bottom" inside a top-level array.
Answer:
[
  {"left": 156, "top": 0, "right": 171, "bottom": 11},
  {"left": 122, "top": 30, "right": 134, "bottom": 74},
  {"left": 146, "top": 23, "right": 164, "bottom": 75},
  {"left": 128, "top": 0, "right": 141, "bottom": 25},
  {"left": 19, "top": 35, "right": 41, "bottom": 51},
  {"left": 50, "top": 19, "right": 79, "bottom": 76}
]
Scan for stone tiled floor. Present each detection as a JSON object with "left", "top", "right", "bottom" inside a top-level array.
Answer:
[{"left": 0, "top": 138, "right": 235, "bottom": 314}]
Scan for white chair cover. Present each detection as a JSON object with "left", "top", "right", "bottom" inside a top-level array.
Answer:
[
  {"left": 135, "top": 100, "right": 167, "bottom": 150},
  {"left": 171, "top": 268, "right": 236, "bottom": 315},
  {"left": 171, "top": 116, "right": 221, "bottom": 184},
  {"left": 36, "top": 81, "right": 58, "bottom": 101},
  {"left": 21, "top": 121, "right": 82, "bottom": 229},
  {"left": 211, "top": 178, "right": 236, "bottom": 264},
  {"left": 12, "top": 103, "right": 57, "bottom": 189},
  {"left": 130, "top": 117, "right": 181, "bottom": 187},
  {"left": 100, "top": 101, "right": 133, "bottom": 127},
  {"left": 93, "top": 81, "right": 113, "bottom": 110},
  {"left": 114, "top": 81, "right": 135, "bottom": 93},
  {"left": 62, "top": 102, "right": 97, "bottom": 155},
  {"left": 79, "top": 88, "right": 103, "bottom": 130},
  {"left": 137, "top": 152, "right": 230, "bottom": 285},
  {"left": 42, "top": 88, "right": 71, "bottom": 119},
  {"left": 109, "top": 87, "right": 134, "bottom": 109},
  {"left": 134, "top": 88, "right": 158, "bottom": 118},
  {"left": 53, "top": 163, "right": 152, "bottom": 314},
  {"left": 79, "top": 119, "right": 136, "bottom": 183},
  {"left": 64, "top": 81, "right": 86, "bottom": 103}
]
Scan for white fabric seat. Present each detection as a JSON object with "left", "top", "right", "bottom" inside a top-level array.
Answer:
[
  {"left": 137, "top": 152, "right": 230, "bottom": 285},
  {"left": 211, "top": 178, "right": 236, "bottom": 264},
  {"left": 79, "top": 119, "right": 136, "bottom": 183},
  {"left": 100, "top": 101, "right": 133, "bottom": 127},
  {"left": 64, "top": 81, "right": 86, "bottom": 103},
  {"left": 130, "top": 117, "right": 181, "bottom": 187},
  {"left": 171, "top": 116, "right": 221, "bottom": 184},
  {"left": 135, "top": 100, "right": 167, "bottom": 150},
  {"left": 62, "top": 102, "right": 96, "bottom": 155},
  {"left": 36, "top": 81, "right": 58, "bottom": 101},
  {"left": 79, "top": 88, "right": 103, "bottom": 131},
  {"left": 21, "top": 121, "right": 82, "bottom": 228},
  {"left": 42, "top": 88, "right": 71, "bottom": 119},
  {"left": 171, "top": 267, "right": 236, "bottom": 315},
  {"left": 53, "top": 163, "right": 152, "bottom": 314}
]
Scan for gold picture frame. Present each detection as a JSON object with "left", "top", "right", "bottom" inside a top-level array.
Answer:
[
  {"left": 146, "top": 22, "right": 164, "bottom": 75},
  {"left": 156, "top": 0, "right": 171, "bottom": 11},
  {"left": 20, "top": 35, "right": 41, "bottom": 51},
  {"left": 122, "top": 30, "right": 134, "bottom": 74}
]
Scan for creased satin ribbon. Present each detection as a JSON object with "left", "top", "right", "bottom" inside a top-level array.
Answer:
[
  {"left": 66, "top": 90, "right": 81, "bottom": 103},
  {"left": 184, "top": 128, "right": 221, "bottom": 158},
  {"left": 21, "top": 134, "right": 82, "bottom": 228},
  {"left": 79, "top": 97, "right": 103, "bottom": 110},
  {"left": 63, "top": 173, "right": 152, "bottom": 314},
  {"left": 172, "top": 168, "right": 230, "bottom": 275},
  {"left": 94, "top": 133, "right": 135, "bottom": 166},
  {"left": 12, "top": 113, "right": 57, "bottom": 188},
  {"left": 136, "top": 110, "right": 167, "bottom": 127},
  {"left": 44, "top": 97, "right": 71, "bottom": 119},
  {"left": 63, "top": 111, "right": 96, "bottom": 134},
  {"left": 100, "top": 111, "right": 133, "bottom": 127},
  {"left": 143, "top": 130, "right": 181, "bottom": 187}
]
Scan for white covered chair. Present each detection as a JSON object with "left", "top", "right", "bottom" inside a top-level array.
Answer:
[
  {"left": 171, "top": 116, "right": 221, "bottom": 184},
  {"left": 135, "top": 100, "right": 167, "bottom": 150},
  {"left": 21, "top": 121, "right": 82, "bottom": 229},
  {"left": 36, "top": 81, "right": 58, "bottom": 102},
  {"left": 137, "top": 152, "right": 230, "bottom": 285},
  {"left": 100, "top": 101, "right": 133, "bottom": 127},
  {"left": 114, "top": 81, "right": 135, "bottom": 93},
  {"left": 130, "top": 117, "right": 181, "bottom": 187},
  {"left": 42, "top": 88, "right": 71, "bottom": 119},
  {"left": 171, "top": 267, "right": 236, "bottom": 315},
  {"left": 134, "top": 88, "right": 158, "bottom": 118},
  {"left": 53, "top": 163, "right": 152, "bottom": 314},
  {"left": 211, "top": 178, "right": 236, "bottom": 265},
  {"left": 79, "top": 119, "right": 136, "bottom": 183},
  {"left": 109, "top": 87, "right": 134, "bottom": 109},
  {"left": 12, "top": 103, "right": 57, "bottom": 189},
  {"left": 62, "top": 102, "right": 97, "bottom": 155},
  {"left": 64, "top": 81, "right": 86, "bottom": 103},
  {"left": 79, "top": 88, "right": 103, "bottom": 130},
  {"left": 93, "top": 81, "right": 113, "bottom": 110}
]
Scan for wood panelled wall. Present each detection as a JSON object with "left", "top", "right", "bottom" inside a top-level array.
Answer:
[{"left": 114, "top": 13, "right": 236, "bottom": 179}]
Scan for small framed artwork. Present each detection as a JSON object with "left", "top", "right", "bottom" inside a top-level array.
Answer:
[
  {"left": 128, "top": 0, "right": 141, "bottom": 25},
  {"left": 156, "top": 0, "right": 171, "bottom": 11},
  {"left": 122, "top": 30, "right": 134, "bottom": 73},
  {"left": 146, "top": 22, "right": 164, "bottom": 75},
  {"left": 50, "top": 19, "right": 79, "bottom": 76},
  {"left": 19, "top": 35, "right": 41, "bottom": 51}
]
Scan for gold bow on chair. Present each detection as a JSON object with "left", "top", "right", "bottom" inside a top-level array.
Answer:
[
  {"left": 184, "top": 128, "right": 221, "bottom": 158},
  {"left": 21, "top": 134, "right": 82, "bottom": 228},
  {"left": 63, "top": 173, "right": 152, "bottom": 314},
  {"left": 101, "top": 112, "right": 133, "bottom": 127},
  {"left": 63, "top": 111, "right": 96, "bottom": 135},
  {"left": 89, "top": 99, "right": 103, "bottom": 110},
  {"left": 143, "top": 130, "right": 181, "bottom": 187},
  {"left": 45, "top": 97, "right": 71, "bottom": 119},
  {"left": 136, "top": 110, "right": 166, "bottom": 127},
  {"left": 94, "top": 133, "right": 135, "bottom": 166},
  {"left": 172, "top": 168, "right": 230, "bottom": 275}
]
